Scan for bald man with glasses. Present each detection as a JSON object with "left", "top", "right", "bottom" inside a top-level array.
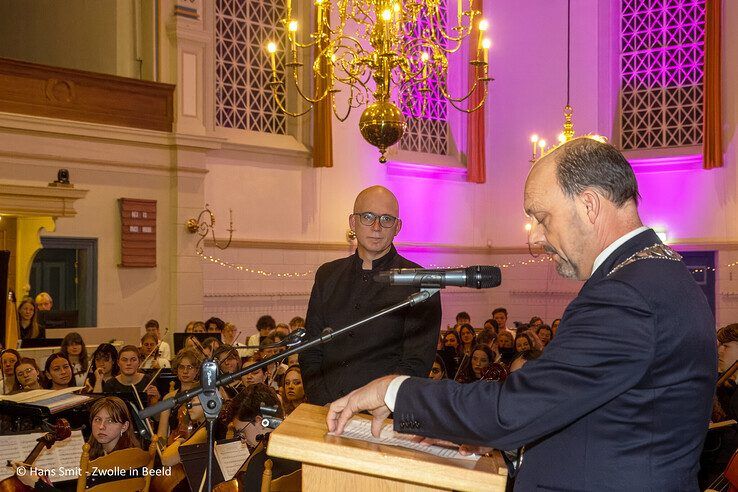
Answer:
[{"left": 299, "top": 186, "right": 442, "bottom": 406}]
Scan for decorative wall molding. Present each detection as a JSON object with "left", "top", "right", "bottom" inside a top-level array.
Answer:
[
  {"left": 0, "top": 183, "right": 87, "bottom": 217},
  {"left": 205, "top": 291, "right": 310, "bottom": 298},
  {"left": 205, "top": 237, "right": 532, "bottom": 255},
  {"left": 0, "top": 57, "right": 175, "bottom": 132}
]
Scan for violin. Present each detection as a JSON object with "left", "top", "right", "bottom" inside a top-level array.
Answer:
[
  {"left": 706, "top": 448, "right": 738, "bottom": 491},
  {"left": 167, "top": 402, "right": 195, "bottom": 446},
  {"left": 1, "top": 418, "right": 71, "bottom": 492}
]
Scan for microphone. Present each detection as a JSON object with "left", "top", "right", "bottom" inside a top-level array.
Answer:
[{"left": 374, "top": 265, "right": 501, "bottom": 289}]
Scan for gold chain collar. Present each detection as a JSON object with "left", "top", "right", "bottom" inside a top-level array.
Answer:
[{"left": 608, "top": 243, "right": 682, "bottom": 277}]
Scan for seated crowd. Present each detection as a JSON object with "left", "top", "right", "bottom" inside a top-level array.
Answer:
[{"left": 2, "top": 293, "right": 734, "bottom": 489}]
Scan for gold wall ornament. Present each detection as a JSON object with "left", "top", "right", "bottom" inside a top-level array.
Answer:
[
  {"left": 266, "top": 0, "right": 493, "bottom": 162},
  {"left": 186, "top": 205, "right": 234, "bottom": 254}
]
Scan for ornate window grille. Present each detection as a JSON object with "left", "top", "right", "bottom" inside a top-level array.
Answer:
[
  {"left": 399, "top": 1, "right": 449, "bottom": 155},
  {"left": 620, "top": 0, "right": 705, "bottom": 151},
  {"left": 215, "top": 0, "right": 287, "bottom": 134}
]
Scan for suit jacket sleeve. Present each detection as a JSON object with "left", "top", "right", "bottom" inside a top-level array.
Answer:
[
  {"left": 394, "top": 291, "right": 442, "bottom": 377},
  {"left": 299, "top": 267, "right": 332, "bottom": 405},
  {"left": 393, "top": 279, "right": 654, "bottom": 450}
]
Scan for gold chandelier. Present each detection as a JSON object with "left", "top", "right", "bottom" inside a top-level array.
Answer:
[{"left": 265, "top": 0, "right": 492, "bottom": 163}]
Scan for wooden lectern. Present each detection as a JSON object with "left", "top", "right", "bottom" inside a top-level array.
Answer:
[{"left": 267, "top": 404, "right": 507, "bottom": 492}]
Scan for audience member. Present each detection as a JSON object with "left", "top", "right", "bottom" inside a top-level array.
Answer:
[
  {"left": 60, "top": 332, "right": 89, "bottom": 385},
  {"left": 429, "top": 355, "right": 446, "bottom": 380},
  {"left": 240, "top": 355, "right": 267, "bottom": 388},
  {"left": 492, "top": 307, "right": 511, "bottom": 334},
  {"left": 86, "top": 343, "right": 120, "bottom": 393},
  {"left": 529, "top": 316, "right": 544, "bottom": 328},
  {"left": 158, "top": 348, "right": 202, "bottom": 441},
  {"left": 17, "top": 297, "right": 43, "bottom": 340},
  {"left": 192, "top": 321, "right": 206, "bottom": 333},
  {"left": 458, "top": 345, "right": 496, "bottom": 383},
  {"left": 718, "top": 323, "right": 738, "bottom": 383},
  {"left": 496, "top": 331, "right": 516, "bottom": 367},
  {"left": 205, "top": 317, "right": 225, "bottom": 333},
  {"left": 458, "top": 324, "right": 477, "bottom": 356},
  {"left": 551, "top": 318, "right": 561, "bottom": 335},
  {"left": 0, "top": 348, "right": 20, "bottom": 394},
  {"left": 87, "top": 396, "right": 142, "bottom": 460},
  {"left": 281, "top": 365, "right": 306, "bottom": 416},
  {"left": 483, "top": 318, "right": 499, "bottom": 335},
  {"left": 34, "top": 292, "right": 53, "bottom": 311},
  {"left": 536, "top": 324, "right": 553, "bottom": 347},
  {"left": 13, "top": 357, "right": 44, "bottom": 391},
  {"left": 44, "top": 352, "right": 75, "bottom": 390}
]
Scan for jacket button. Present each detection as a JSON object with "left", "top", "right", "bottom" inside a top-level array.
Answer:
[{"left": 354, "top": 303, "right": 360, "bottom": 310}]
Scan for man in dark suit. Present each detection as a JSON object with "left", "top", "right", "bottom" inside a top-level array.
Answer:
[
  {"left": 300, "top": 185, "right": 442, "bottom": 406},
  {"left": 327, "top": 138, "right": 716, "bottom": 491}
]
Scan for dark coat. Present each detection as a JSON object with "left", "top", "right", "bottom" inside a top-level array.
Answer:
[
  {"left": 300, "top": 245, "right": 442, "bottom": 405},
  {"left": 394, "top": 230, "right": 716, "bottom": 491}
]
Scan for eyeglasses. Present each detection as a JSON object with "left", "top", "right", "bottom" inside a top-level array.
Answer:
[
  {"left": 352, "top": 212, "right": 398, "bottom": 228},
  {"left": 233, "top": 421, "right": 254, "bottom": 440},
  {"left": 17, "top": 368, "right": 35, "bottom": 377},
  {"left": 177, "top": 365, "right": 196, "bottom": 372}
]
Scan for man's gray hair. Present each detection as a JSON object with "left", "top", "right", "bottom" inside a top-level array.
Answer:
[{"left": 554, "top": 137, "right": 640, "bottom": 207}]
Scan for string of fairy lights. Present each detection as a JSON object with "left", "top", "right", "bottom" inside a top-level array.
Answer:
[{"left": 199, "top": 250, "right": 738, "bottom": 278}]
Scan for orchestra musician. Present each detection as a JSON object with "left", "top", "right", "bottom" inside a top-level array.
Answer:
[
  {"left": 102, "top": 345, "right": 161, "bottom": 406},
  {"left": 84, "top": 343, "right": 120, "bottom": 393},
  {"left": 13, "top": 357, "right": 45, "bottom": 392},
  {"left": 214, "top": 345, "right": 242, "bottom": 400},
  {"left": 60, "top": 332, "right": 90, "bottom": 386},
  {"left": 43, "top": 352, "right": 75, "bottom": 390},
  {"left": 0, "top": 348, "right": 20, "bottom": 394},
  {"left": 157, "top": 348, "right": 203, "bottom": 443},
  {"left": 140, "top": 333, "right": 171, "bottom": 369}
]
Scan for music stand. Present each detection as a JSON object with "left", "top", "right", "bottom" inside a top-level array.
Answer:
[
  {"left": 179, "top": 441, "right": 226, "bottom": 489},
  {"left": 37, "top": 310, "right": 79, "bottom": 329},
  {"left": 20, "top": 338, "right": 63, "bottom": 348}
]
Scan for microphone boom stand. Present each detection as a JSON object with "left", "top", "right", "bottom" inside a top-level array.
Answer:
[{"left": 137, "top": 288, "right": 439, "bottom": 491}]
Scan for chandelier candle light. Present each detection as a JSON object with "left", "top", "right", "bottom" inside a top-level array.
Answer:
[{"left": 266, "top": 0, "right": 493, "bottom": 163}]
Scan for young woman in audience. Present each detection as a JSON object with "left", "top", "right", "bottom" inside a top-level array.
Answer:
[
  {"left": 184, "top": 321, "right": 195, "bottom": 333},
  {"left": 440, "top": 331, "right": 463, "bottom": 378},
  {"left": 102, "top": 345, "right": 161, "bottom": 406},
  {"left": 13, "top": 357, "right": 44, "bottom": 391},
  {"left": 483, "top": 318, "right": 499, "bottom": 335},
  {"left": 536, "top": 324, "right": 554, "bottom": 347},
  {"left": 457, "top": 345, "right": 496, "bottom": 383},
  {"left": 85, "top": 343, "right": 120, "bottom": 393},
  {"left": 459, "top": 324, "right": 477, "bottom": 356},
  {"left": 221, "top": 322, "right": 239, "bottom": 345},
  {"left": 429, "top": 355, "right": 447, "bottom": 380},
  {"left": 44, "top": 353, "right": 75, "bottom": 390},
  {"left": 158, "top": 348, "right": 202, "bottom": 442},
  {"left": 259, "top": 336, "right": 287, "bottom": 389},
  {"left": 496, "top": 331, "right": 516, "bottom": 368},
  {"left": 551, "top": 318, "right": 561, "bottom": 335},
  {"left": 17, "top": 297, "right": 43, "bottom": 340},
  {"left": 0, "top": 348, "right": 20, "bottom": 394},
  {"left": 192, "top": 321, "right": 206, "bottom": 333},
  {"left": 240, "top": 355, "right": 267, "bottom": 387},
  {"left": 515, "top": 330, "right": 543, "bottom": 354},
  {"left": 529, "top": 316, "right": 544, "bottom": 328},
  {"left": 60, "top": 332, "right": 89, "bottom": 385},
  {"left": 281, "top": 365, "right": 305, "bottom": 416},
  {"left": 139, "top": 333, "right": 170, "bottom": 369}
]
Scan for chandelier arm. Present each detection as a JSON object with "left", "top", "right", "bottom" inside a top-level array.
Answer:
[
  {"left": 445, "top": 85, "right": 489, "bottom": 114},
  {"left": 439, "top": 74, "right": 489, "bottom": 103},
  {"left": 269, "top": 85, "right": 315, "bottom": 117}
]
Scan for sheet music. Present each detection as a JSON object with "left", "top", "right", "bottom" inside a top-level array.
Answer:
[
  {"left": 213, "top": 439, "right": 251, "bottom": 481},
  {"left": 333, "top": 418, "right": 480, "bottom": 462},
  {"left": 0, "top": 430, "right": 84, "bottom": 481}
]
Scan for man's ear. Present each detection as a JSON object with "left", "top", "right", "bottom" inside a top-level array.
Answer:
[
  {"left": 348, "top": 213, "right": 356, "bottom": 232},
  {"left": 394, "top": 218, "right": 402, "bottom": 236},
  {"left": 579, "top": 189, "right": 601, "bottom": 224}
]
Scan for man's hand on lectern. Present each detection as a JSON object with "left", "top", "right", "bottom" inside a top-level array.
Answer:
[{"left": 327, "top": 375, "right": 395, "bottom": 438}]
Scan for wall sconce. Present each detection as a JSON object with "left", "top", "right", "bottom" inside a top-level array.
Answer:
[{"left": 186, "top": 204, "right": 234, "bottom": 254}]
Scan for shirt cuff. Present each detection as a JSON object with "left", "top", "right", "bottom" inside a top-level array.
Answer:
[{"left": 384, "top": 375, "right": 411, "bottom": 412}]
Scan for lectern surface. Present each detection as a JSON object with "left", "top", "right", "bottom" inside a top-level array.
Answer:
[{"left": 267, "top": 403, "right": 507, "bottom": 492}]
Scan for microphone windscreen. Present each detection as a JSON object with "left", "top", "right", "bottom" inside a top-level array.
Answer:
[{"left": 465, "top": 266, "right": 502, "bottom": 288}]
